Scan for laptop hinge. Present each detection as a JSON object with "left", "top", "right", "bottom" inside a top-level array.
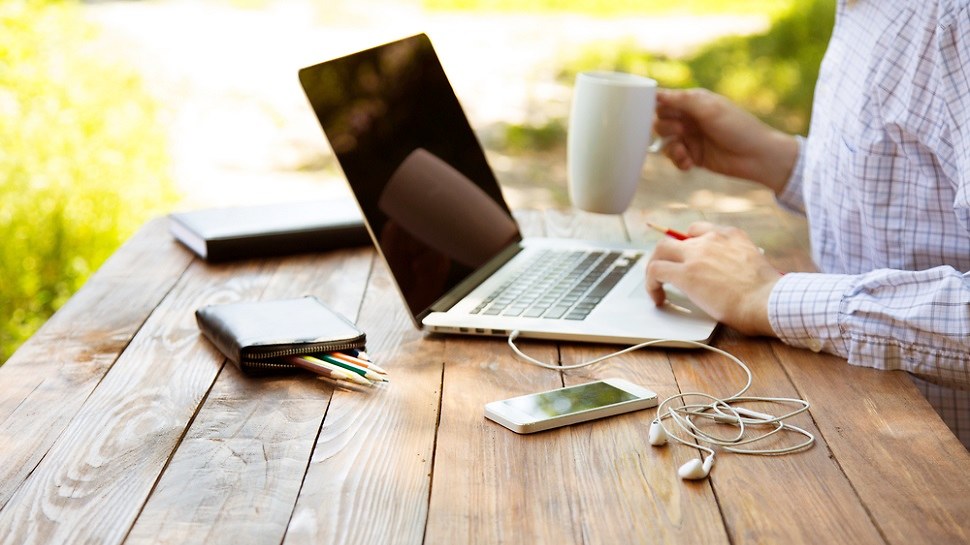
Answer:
[{"left": 421, "top": 241, "right": 523, "bottom": 318}]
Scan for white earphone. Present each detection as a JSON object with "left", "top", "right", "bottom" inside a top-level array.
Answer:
[
  {"left": 508, "top": 331, "right": 816, "bottom": 480},
  {"left": 678, "top": 455, "right": 715, "bottom": 480}
]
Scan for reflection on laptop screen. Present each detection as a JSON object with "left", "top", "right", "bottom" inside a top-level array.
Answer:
[{"left": 299, "top": 34, "right": 522, "bottom": 319}]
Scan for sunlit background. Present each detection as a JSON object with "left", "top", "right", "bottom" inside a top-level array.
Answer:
[{"left": 0, "top": 0, "right": 834, "bottom": 363}]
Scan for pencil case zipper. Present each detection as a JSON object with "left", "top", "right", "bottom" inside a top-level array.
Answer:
[{"left": 240, "top": 339, "right": 366, "bottom": 373}]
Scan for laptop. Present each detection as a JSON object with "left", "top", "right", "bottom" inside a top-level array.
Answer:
[{"left": 298, "top": 33, "right": 717, "bottom": 345}]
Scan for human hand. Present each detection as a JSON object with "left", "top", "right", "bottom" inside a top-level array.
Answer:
[
  {"left": 654, "top": 88, "right": 798, "bottom": 195},
  {"left": 645, "top": 222, "right": 781, "bottom": 337}
]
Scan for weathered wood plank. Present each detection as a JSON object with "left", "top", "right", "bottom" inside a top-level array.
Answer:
[
  {"left": 0, "top": 219, "right": 193, "bottom": 509},
  {"left": 424, "top": 334, "right": 580, "bottom": 543},
  {"left": 773, "top": 342, "right": 970, "bottom": 545},
  {"left": 0, "top": 256, "right": 281, "bottom": 545},
  {"left": 282, "top": 259, "right": 444, "bottom": 545},
  {"left": 668, "top": 333, "right": 887, "bottom": 544},
  {"left": 124, "top": 248, "right": 373, "bottom": 545},
  {"left": 422, "top": 209, "right": 583, "bottom": 543}
]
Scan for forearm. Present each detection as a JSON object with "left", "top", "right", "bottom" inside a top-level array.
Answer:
[{"left": 750, "top": 130, "right": 800, "bottom": 195}]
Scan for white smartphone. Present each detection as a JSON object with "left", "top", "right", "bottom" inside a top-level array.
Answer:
[{"left": 484, "top": 378, "right": 658, "bottom": 434}]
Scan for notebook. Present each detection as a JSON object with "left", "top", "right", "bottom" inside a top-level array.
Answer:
[
  {"left": 298, "top": 33, "right": 718, "bottom": 345},
  {"left": 169, "top": 199, "right": 368, "bottom": 262}
]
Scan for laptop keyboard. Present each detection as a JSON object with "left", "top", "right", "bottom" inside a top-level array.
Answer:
[{"left": 470, "top": 249, "right": 642, "bottom": 321}]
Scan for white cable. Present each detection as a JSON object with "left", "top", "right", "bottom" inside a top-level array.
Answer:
[{"left": 507, "top": 329, "right": 815, "bottom": 464}]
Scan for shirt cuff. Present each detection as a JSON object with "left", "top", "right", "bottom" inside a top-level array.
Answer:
[
  {"left": 767, "top": 272, "right": 855, "bottom": 356},
  {"left": 775, "top": 135, "right": 806, "bottom": 214}
]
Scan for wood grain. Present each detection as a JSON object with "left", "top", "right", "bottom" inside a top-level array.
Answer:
[
  {"left": 0, "top": 219, "right": 193, "bottom": 509},
  {"left": 1, "top": 194, "right": 968, "bottom": 545},
  {"left": 125, "top": 248, "right": 373, "bottom": 545},
  {"left": 423, "top": 209, "right": 579, "bottom": 543},
  {"left": 773, "top": 342, "right": 970, "bottom": 545},
  {"left": 669, "top": 333, "right": 887, "bottom": 544},
  {"left": 282, "top": 259, "right": 444, "bottom": 545},
  {"left": 425, "top": 333, "right": 579, "bottom": 544},
  {"left": 0, "top": 255, "right": 281, "bottom": 545}
]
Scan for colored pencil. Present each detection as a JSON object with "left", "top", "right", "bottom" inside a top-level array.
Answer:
[
  {"left": 318, "top": 354, "right": 389, "bottom": 383},
  {"left": 331, "top": 351, "right": 389, "bottom": 375},
  {"left": 646, "top": 221, "right": 689, "bottom": 240},
  {"left": 284, "top": 355, "right": 371, "bottom": 386}
]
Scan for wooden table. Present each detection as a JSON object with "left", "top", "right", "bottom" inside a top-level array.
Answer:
[{"left": 1, "top": 197, "right": 969, "bottom": 544}]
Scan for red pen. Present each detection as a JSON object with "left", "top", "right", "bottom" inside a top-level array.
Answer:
[{"left": 646, "top": 222, "right": 690, "bottom": 240}]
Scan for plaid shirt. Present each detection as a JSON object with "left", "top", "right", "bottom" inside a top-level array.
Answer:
[{"left": 768, "top": 0, "right": 970, "bottom": 447}]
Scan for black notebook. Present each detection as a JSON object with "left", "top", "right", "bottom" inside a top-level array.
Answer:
[{"left": 169, "top": 199, "right": 370, "bottom": 262}]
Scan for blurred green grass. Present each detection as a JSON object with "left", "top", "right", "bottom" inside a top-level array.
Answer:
[{"left": 0, "top": 1, "right": 178, "bottom": 364}]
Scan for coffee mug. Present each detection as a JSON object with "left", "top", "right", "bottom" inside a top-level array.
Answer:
[{"left": 567, "top": 71, "right": 659, "bottom": 214}]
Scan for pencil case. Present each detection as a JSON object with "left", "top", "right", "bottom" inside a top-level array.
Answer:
[{"left": 195, "top": 295, "right": 366, "bottom": 375}]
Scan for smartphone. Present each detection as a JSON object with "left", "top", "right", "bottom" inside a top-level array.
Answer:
[{"left": 484, "top": 378, "right": 658, "bottom": 434}]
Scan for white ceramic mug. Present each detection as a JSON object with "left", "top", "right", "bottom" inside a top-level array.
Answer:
[{"left": 567, "top": 71, "right": 659, "bottom": 214}]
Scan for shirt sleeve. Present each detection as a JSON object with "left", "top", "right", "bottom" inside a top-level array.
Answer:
[
  {"left": 775, "top": 135, "right": 807, "bottom": 215},
  {"left": 768, "top": 267, "right": 970, "bottom": 389},
  {"left": 939, "top": 4, "right": 970, "bottom": 232}
]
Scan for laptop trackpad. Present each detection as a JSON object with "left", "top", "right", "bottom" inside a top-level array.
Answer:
[{"left": 629, "top": 282, "right": 696, "bottom": 314}]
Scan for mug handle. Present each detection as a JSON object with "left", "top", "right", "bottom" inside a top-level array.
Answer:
[{"left": 647, "top": 135, "right": 671, "bottom": 153}]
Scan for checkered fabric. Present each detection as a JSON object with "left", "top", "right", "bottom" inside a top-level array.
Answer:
[{"left": 768, "top": 0, "right": 970, "bottom": 448}]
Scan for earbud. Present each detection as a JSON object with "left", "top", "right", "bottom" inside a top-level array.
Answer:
[
  {"left": 678, "top": 455, "right": 715, "bottom": 480},
  {"left": 648, "top": 420, "right": 668, "bottom": 446}
]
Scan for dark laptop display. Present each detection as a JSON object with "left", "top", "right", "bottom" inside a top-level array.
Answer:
[{"left": 299, "top": 34, "right": 521, "bottom": 319}]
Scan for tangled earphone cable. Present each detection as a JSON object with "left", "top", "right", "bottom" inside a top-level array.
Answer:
[{"left": 507, "top": 330, "right": 815, "bottom": 480}]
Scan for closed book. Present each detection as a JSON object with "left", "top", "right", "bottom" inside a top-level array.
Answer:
[{"left": 168, "top": 199, "right": 370, "bottom": 262}]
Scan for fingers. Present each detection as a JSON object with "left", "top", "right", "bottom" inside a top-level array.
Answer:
[
  {"left": 653, "top": 118, "right": 683, "bottom": 137},
  {"left": 655, "top": 104, "right": 685, "bottom": 121},
  {"left": 645, "top": 259, "right": 681, "bottom": 306},
  {"left": 664, "top": 141, "right": 694, "bottom": 170},
  {"left": 656, "top": 88, "right": 714, "bottom": 118},
  {"left": 645, "top": 239, "right": 687, "bottom": 306},
  {"left": 685, "top": 222, "right": 746, "bottom": 241},
  {"left": 650, "top": 236, "right": 687, "bottom": 262},
  {"left": 656, "top": 89, "right": 710, "bottom": 171},
  {"left": 686, "top": 222, "right": 718, "bottom": 237}
]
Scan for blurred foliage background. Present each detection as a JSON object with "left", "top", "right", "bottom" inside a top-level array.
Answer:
[
  {"left": 0, "top": 0, "right": 834, "bottom": 365},
  {"left": 501, "top": 0, "right": 835, "bottom": 154},
  {"left": 0, "top": 0, "right": 177, "bottom": 363},
  {"left": 556, "top": 0, "right": 835, "bottom": 134}
]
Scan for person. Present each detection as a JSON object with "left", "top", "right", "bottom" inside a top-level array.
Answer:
[{"left": 646, "top": 0, "right": 970, "bottom": 449}]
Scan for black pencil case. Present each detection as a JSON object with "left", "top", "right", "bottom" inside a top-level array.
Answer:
[{"left": 195, "top": 295, "right": 366, "bottom": 375}]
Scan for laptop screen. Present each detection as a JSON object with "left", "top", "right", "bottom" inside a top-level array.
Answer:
[{"left": 299, "top": 34, "right": 522, "bottom": 320}]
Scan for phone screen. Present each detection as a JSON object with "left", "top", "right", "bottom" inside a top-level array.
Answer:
[{"left": 502, "top": 381, "right": 638, "bottom": 419}]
